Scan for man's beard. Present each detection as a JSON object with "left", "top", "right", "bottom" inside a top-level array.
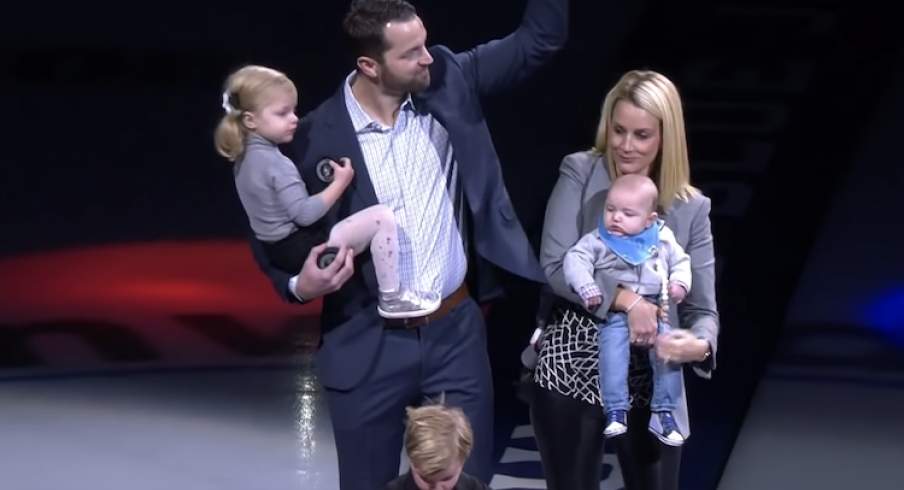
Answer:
[{"left": 382, "top": 70, "right": 430, "bottom": 95}]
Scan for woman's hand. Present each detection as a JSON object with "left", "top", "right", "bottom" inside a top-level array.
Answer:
[
  {"left": 626, "top": 300, "right": 660, "bottom": 345},
  {"left": 656, "top": 329, "right": 709, "bottom": 364}
]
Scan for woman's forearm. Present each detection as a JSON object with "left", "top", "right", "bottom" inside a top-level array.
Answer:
[
  {"left": 688, "top": 337, "right": 711, "bottom": 361},
  {"left": 609, "top": 286, "right": 641, "bottom": 312},
  {"left": 689, "top": 315, "right": 719, "bottom": 351},
  {"left": 688, "top": 314, "right": 718, "bottom": 370}
]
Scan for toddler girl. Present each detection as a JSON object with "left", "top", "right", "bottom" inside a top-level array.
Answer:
[{"left": 214, "top": 65, "right": 440, "bottom": 319}]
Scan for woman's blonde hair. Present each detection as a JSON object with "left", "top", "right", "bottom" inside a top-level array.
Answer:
[
  {"left": 214, "top": 65, "right": 297, "bottom": 161},
  {"left": 404, "top": 403, "right": 473, "bottom": 479},
  {"left": 592, "top": 69, "right": 696, "bottom": 211}
]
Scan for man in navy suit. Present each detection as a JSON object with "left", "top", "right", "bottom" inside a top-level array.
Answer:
[{"left": 248, "top": 0, "right": 567, "bottom": 488}]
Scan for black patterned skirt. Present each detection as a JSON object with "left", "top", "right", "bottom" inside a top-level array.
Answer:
[{"left": 534, "top": 302, "right": 654, "bottom": 408}]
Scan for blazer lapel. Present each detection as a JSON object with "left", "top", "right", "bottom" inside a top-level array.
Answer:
[
  {"left": 412, "top": 89, "right": 484, "bottom": 215},
  {"left": 321, "top": 87, "right": 379, "bottom": 212}
]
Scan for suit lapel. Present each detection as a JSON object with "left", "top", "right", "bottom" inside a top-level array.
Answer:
[
  {"left": 321, "top": 87, "right": 379, "bottom": 212},
  {"left": 412, "top": 87, "right": 482, "bottom": 215}
]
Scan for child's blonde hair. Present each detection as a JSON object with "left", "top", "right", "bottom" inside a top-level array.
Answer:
[
  {"left": 214, "top": 65, "right": 297, "bottom": 161},
  {"left": 404, "top": 403, "right": 473, "bottom": 479}
]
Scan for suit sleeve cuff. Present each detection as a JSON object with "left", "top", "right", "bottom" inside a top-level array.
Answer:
[{"left": 287, "top": 275, "right": 308, "bottom": 304}]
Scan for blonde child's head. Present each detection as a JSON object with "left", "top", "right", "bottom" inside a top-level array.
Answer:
[
  {"left": 404, "top": 403, "right": 473, "bottom": 490},
  {"left": 214, "top": 65, "right": 298, "bottom": 161}
]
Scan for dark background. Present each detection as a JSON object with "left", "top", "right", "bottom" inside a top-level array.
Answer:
[{"left": 1, "top": 0, "right": 900, "bottom": 489}]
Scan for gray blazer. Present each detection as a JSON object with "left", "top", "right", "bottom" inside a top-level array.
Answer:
[{"left": 539, "top": 151, "right": 720, "bottom": 435}]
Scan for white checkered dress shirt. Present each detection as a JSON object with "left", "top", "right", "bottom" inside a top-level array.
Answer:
[{"left": 343, "top": 73, "right": 468, "bottom": 298}]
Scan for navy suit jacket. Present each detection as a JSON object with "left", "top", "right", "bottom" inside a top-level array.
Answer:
[{"left": 248, "top": 0, "right": 567, "bottom": 390}]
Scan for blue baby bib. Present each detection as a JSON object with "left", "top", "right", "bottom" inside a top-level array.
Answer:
[{"left": 597, "top": 218, "right": 662, "bottom": 266}]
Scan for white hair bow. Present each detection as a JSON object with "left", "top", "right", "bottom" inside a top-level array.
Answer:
[{"left": 222, "top": 92, "right": 237, "bottom": 115}]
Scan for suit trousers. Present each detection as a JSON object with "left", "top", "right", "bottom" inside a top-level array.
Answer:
[{"left": 324, "top": 297, "right": 494, "bottom": 490}]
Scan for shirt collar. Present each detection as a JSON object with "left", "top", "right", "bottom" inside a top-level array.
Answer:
[{"left": 343, "top": 71, "right": 416, "bottom": 133}]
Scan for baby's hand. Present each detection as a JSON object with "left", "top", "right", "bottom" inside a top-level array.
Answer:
[
  {"left": 668, "top": 282, "right": 687, "bottom": 303},
  {"left": 583, "top": 295, "right": 602, "bottom": 309},
  {"left": 330, "top": 158, "right": 355, "bottom": 186}
]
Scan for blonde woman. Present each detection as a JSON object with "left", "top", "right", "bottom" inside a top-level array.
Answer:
[{"left": 530, "top": 70, "right": 720, "bottom": 490}]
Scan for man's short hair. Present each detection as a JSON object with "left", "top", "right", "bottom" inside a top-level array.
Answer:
[
  {"left": 404, "top": 403, "right": 473, "bottom": 478},
  {"left": 342, "top": 0, "right": 418, "bottom": 62}
]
